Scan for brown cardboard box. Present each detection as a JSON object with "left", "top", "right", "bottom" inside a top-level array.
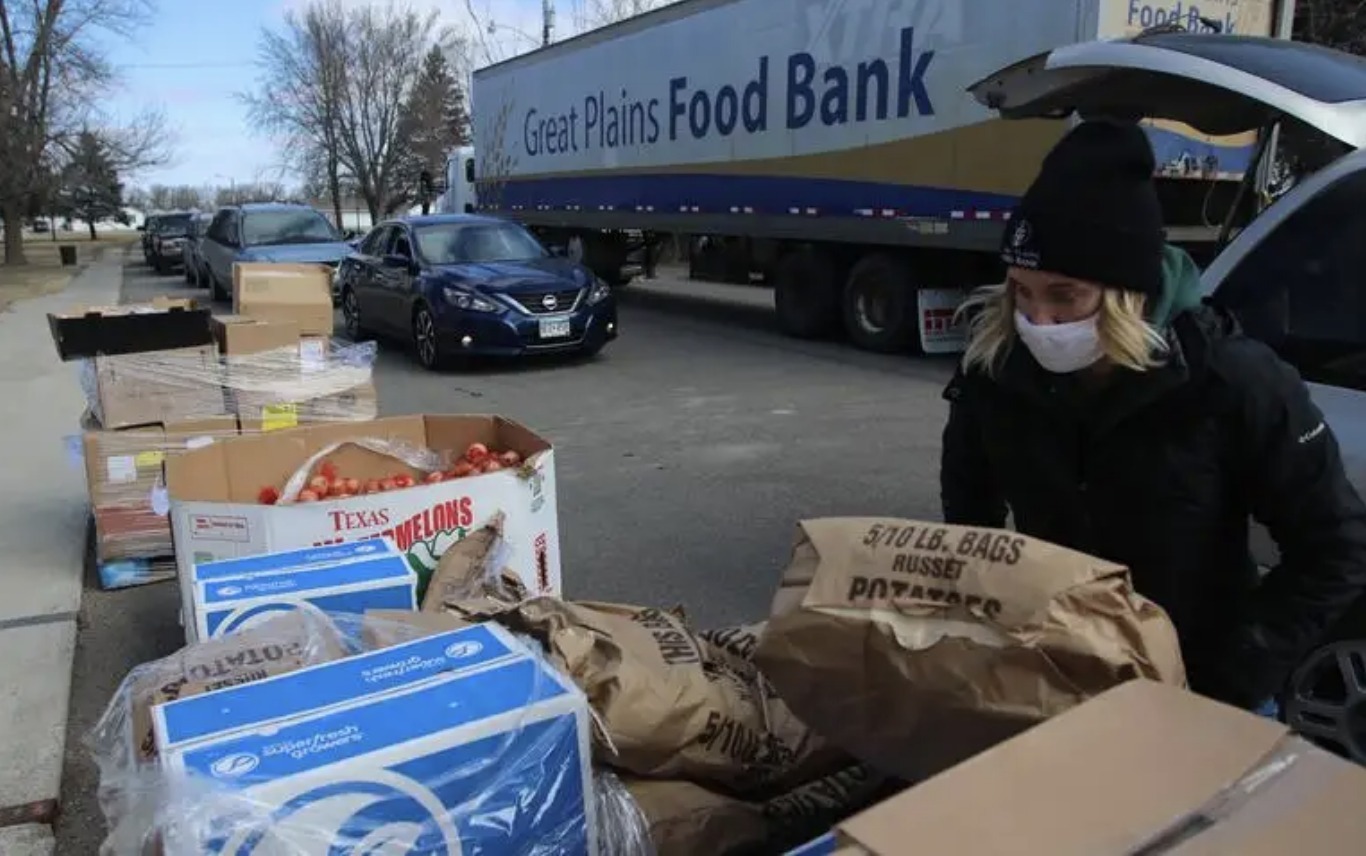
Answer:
[
  {"left": 232, "top": 263, "right": 335, "bottom": 336},
  {"left": 48, "top": 297, "right": 213, "bottom": 361},
  {"left": 83, "top": 416, "right": 238, "bottom": 562},
  {"left": 814, "top": 680, "right": 1366, "bottom": 855},
  {"left": 210, "top": 315, "right": 301, "bottom": 356},
  {"left": 235, "top": 379, "right": 379, "bottom": 433},
  {"left": 81, "top": 344, "right": 229, "bottom": 429}
]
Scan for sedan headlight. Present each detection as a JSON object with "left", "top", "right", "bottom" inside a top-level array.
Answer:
[
  {"left": 443, "top": 286, "right": 500, "bottom": 313},
  {"left": 586, "top": 278, "right": 612, "bottom": 305}
]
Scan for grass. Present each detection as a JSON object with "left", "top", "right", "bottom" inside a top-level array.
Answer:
[{"left": 0, "top": 231, "right": 140, "bottom": 313}]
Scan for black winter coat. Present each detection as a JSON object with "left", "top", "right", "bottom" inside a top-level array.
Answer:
[{"left": 941, "top": 303, "right": 1366, "bottom": 707}]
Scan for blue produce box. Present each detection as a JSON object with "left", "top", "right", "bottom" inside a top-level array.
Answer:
[
  {"left": 156, "top": 629, "right": 594, "bottom": 854},
  {"left": 153, "top": 622, "right": 529, "bottom": 754},
  {"left": 187, "top": 538, "right": 417, "bottom": 642}
]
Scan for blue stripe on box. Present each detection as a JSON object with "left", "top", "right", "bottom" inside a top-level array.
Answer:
[
  {"left": 194, "top": 538, "right": 399, "bottom": 582},
  {"left": 158, "top": 624, "right": 524, "bottom": 748}
]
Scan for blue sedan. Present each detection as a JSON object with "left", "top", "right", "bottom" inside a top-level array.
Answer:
[{"left": 337, "top": 215, "right": 618, "bottom": 369}]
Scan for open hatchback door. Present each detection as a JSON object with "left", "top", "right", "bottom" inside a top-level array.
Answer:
[{"left": 968, "top": 31, "right": 1366, "bottom": 148}]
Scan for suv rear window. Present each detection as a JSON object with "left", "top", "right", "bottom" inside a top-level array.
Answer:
[{"left": 242, "top": 208, "right": 339, "bottom": 246}]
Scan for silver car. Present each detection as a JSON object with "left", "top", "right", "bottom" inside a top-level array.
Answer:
[
  {"left": 976, "top": 29, "right": 1366, "bottom": 762},
  {"left": 182, "top": 212, "right": 214, "bottom": 289}
]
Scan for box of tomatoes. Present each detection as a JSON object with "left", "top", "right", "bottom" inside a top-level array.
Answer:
[{"left": 164, "top": 414, "right": 560, "bottom": 604}]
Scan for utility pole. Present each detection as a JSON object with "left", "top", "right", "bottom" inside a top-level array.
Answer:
[{"left": 542, "top": 0, "right": 555, "bottom": 45}]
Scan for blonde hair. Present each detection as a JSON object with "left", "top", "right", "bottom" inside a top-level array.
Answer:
[{"left": 956, "top": 283, "right": 1168, "bottom": 376}]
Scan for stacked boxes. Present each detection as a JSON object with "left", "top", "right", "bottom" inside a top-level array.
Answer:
[
  {"left": 52, "top": 277, "right": 378, "bottom": 589},
  {"left": 152, "top": 624, "right": 596, "bottom": 854},
  {"left": 186, "top": 539, "right": 418, "bottom": 643}
]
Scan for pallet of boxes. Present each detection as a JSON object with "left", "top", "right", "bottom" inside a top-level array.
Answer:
[{"left": 48, "top": 262, "right": 376, "bottom": 589}]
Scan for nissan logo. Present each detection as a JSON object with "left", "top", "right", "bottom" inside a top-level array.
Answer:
[{"left": 541, "top": 294, "right": 558, "bottom": 311}]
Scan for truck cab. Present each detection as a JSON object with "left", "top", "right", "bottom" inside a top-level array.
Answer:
[{"left": 438, "top": 147, "right": 478, "bottom": 216}]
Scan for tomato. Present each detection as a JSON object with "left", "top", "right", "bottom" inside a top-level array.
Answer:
[
  {"left": 450, "top": 461, "right": 476, "bottom": 478},
  {"left": 297, "top": 489, "right": 320, "bottom": 503},
  {"left": 329, "top": 478, "right": 349, "bottom": 497},
  {"left": 425, "top": 471, "right": 447, "bottom": 484},
  {"left": 257, "top": 486, "right": 281, "bottom": 505},
  {"left": 318, "top": 460, "right": 339, "bottom": 481},
  {"left": 464, "top": 442, "right": 490, "bottom": 463},
  {"left": 481, "top": 460, "right": 505, "bottom": 474},
  {"left": 308, "top": 475, "right": 330, "bottom": 497},
  {"left": 364, "top": 479, "right": 382, "bottom": 494},
  {"left": 379, "top": 477, "right": 398, "bottom": 492},
  {"left": 393, "top": 474, "right": 416, "bottom": 489},
  {"left": 344, "top": 478, "right": 362, "bottom": 494},
  {"left": 499, "top": 450, "right": 522, "bottom": 467},
  {"left": 334, "top": 492, "right": 354, "bottom": 500}
]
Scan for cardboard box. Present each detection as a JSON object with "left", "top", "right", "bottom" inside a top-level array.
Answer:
[
  {"left": 165, "top": 415, "right": 562, "bottom": 600},
  {"left": 187, "top": 538, "right": 419, "bottom": 642},
  {"left": 210, "top": 315, "right": 301, "bottom": 356},
  {"left": 232, "top": 263, "right": 335, "bottom": 337},
  {"left": 80, "top": 344, "right": 230, "bottom": 429},
  {"left": 154, "top": 622, "right": 530, "bottom": 753},
  {"left": 83, "top": 416, "right": 238, "bottom": 563},
  {"left": 49, "top": 297, "right": 213, "bottom": 361},
  {"left": 156, "top": 629, "right": 595, "bottom": 854},
  {"left": 793, "top": 680, "right": 1366, "bottom": 855},
  {"left": 235, "top": 379, "right": 379, "bottom": 434}
]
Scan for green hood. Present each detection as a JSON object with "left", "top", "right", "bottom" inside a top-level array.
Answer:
[{"left": 1148, "top": 245, "right": 1204, "bottom": 328}]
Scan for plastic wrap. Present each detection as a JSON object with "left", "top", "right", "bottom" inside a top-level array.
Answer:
[
  {"left": 77, "top": 339, "right": 377, "bottom": 431},
  {"left": 70, "top": 340, "right": 379, "bottom": 572},
  {"left": 88, "top": 609, "right": 619, "bottom": 855}
]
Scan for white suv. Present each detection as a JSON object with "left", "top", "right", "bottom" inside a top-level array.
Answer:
[{"left": 977, "top": 30, "right": 1366, "bottom": 763}]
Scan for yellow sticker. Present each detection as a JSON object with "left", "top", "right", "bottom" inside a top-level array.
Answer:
[
  {"left": 134, "top": 450, "right": 164, "bottom": 468},
  {"left": 262, "top": 403, "right": 299, "bottom": 432}
]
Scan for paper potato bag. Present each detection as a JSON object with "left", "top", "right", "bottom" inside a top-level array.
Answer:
[{"left": 754, "top": 518, "right": 1186, "bottom": 781}]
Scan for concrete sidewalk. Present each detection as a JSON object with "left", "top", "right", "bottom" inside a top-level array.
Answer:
[{"left": 0, "top": 249, "right": 123, "bottom": 854}]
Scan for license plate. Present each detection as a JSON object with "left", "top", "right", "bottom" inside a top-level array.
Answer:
[{"left": 539, "top": 318, "right": 571, "bottom": 339}]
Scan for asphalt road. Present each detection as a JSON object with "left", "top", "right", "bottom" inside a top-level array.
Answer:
[{"left": 55, "top": 253, "right": 956, "bottom": 852}]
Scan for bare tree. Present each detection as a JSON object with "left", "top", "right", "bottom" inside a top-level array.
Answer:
[
  {"left": 333, "top": 4, "right": 445, "bottom": 219},
  {"left": 1295, "top": 0, "right": 1366, "bottom": 53},
  {"left": 242, "top": 0, "right": 349, "bottom": 227},
  {"left": 246, "top": 1, "right": 445, "bottom": 224},
  {"left": 0, "top": 0, "right": 165, "bottom": 264}
]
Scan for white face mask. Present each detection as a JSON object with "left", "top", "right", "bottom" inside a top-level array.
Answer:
[{"left": 1014, "top": 311, "right": 1103, "bottom": 374}]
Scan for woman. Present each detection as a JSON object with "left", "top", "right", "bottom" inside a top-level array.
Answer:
[{"left": 941, "top": 120, "right": 1366, "bottom": 710}]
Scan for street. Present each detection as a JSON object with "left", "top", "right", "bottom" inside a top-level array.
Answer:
[{"left": 54, "top": 251, "right": 957, "bottom": 852}]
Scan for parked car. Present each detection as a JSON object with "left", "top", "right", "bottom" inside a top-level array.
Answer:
[
  {"left": 976, "top": 30, "right": 1366, "bottom": 763},
  {"left": 336, "top": 214, "right": 618, "bottom": 370},
  {"left": 148, "top": 211, "right": 196, "bottom": 275},
  {"left": 199, "top": 202, "right": 353, "bottom": 303},
  {"left": 139, "top": 214, "right": 165, "bottom": 265},
  {"left": 181, "top": 212, "right": 215, "bottom": 287}
]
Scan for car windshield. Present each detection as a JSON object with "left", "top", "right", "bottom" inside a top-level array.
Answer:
[
  {"left": 156, "top": 214, "right": 193, "bottom": 236},
  {"left": 242, "top": 209, "right": 340, "bottom": 246},
  {"left": 415, "top": 222, "right": 546, "bottom": 264}
]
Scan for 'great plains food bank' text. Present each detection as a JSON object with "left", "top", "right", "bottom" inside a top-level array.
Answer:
[{"left": 522, "top": 26, "right": 934, "bottom": 158}]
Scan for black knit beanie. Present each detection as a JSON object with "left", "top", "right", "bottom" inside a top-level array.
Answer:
[{"left": 1000, "top": 121, "right": 1165, "bottom": 298}]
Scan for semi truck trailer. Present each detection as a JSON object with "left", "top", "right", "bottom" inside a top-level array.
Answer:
[{"left": 449, "top": 0, "right": 1294, "bottom": 354}]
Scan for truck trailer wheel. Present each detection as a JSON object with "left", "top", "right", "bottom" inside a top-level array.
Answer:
[
  {"left": 773, "top": 248, "right": 840, "bottom": 339},
  {"left": 843, "top": 254, "right": 917, "bottom": 353}
]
